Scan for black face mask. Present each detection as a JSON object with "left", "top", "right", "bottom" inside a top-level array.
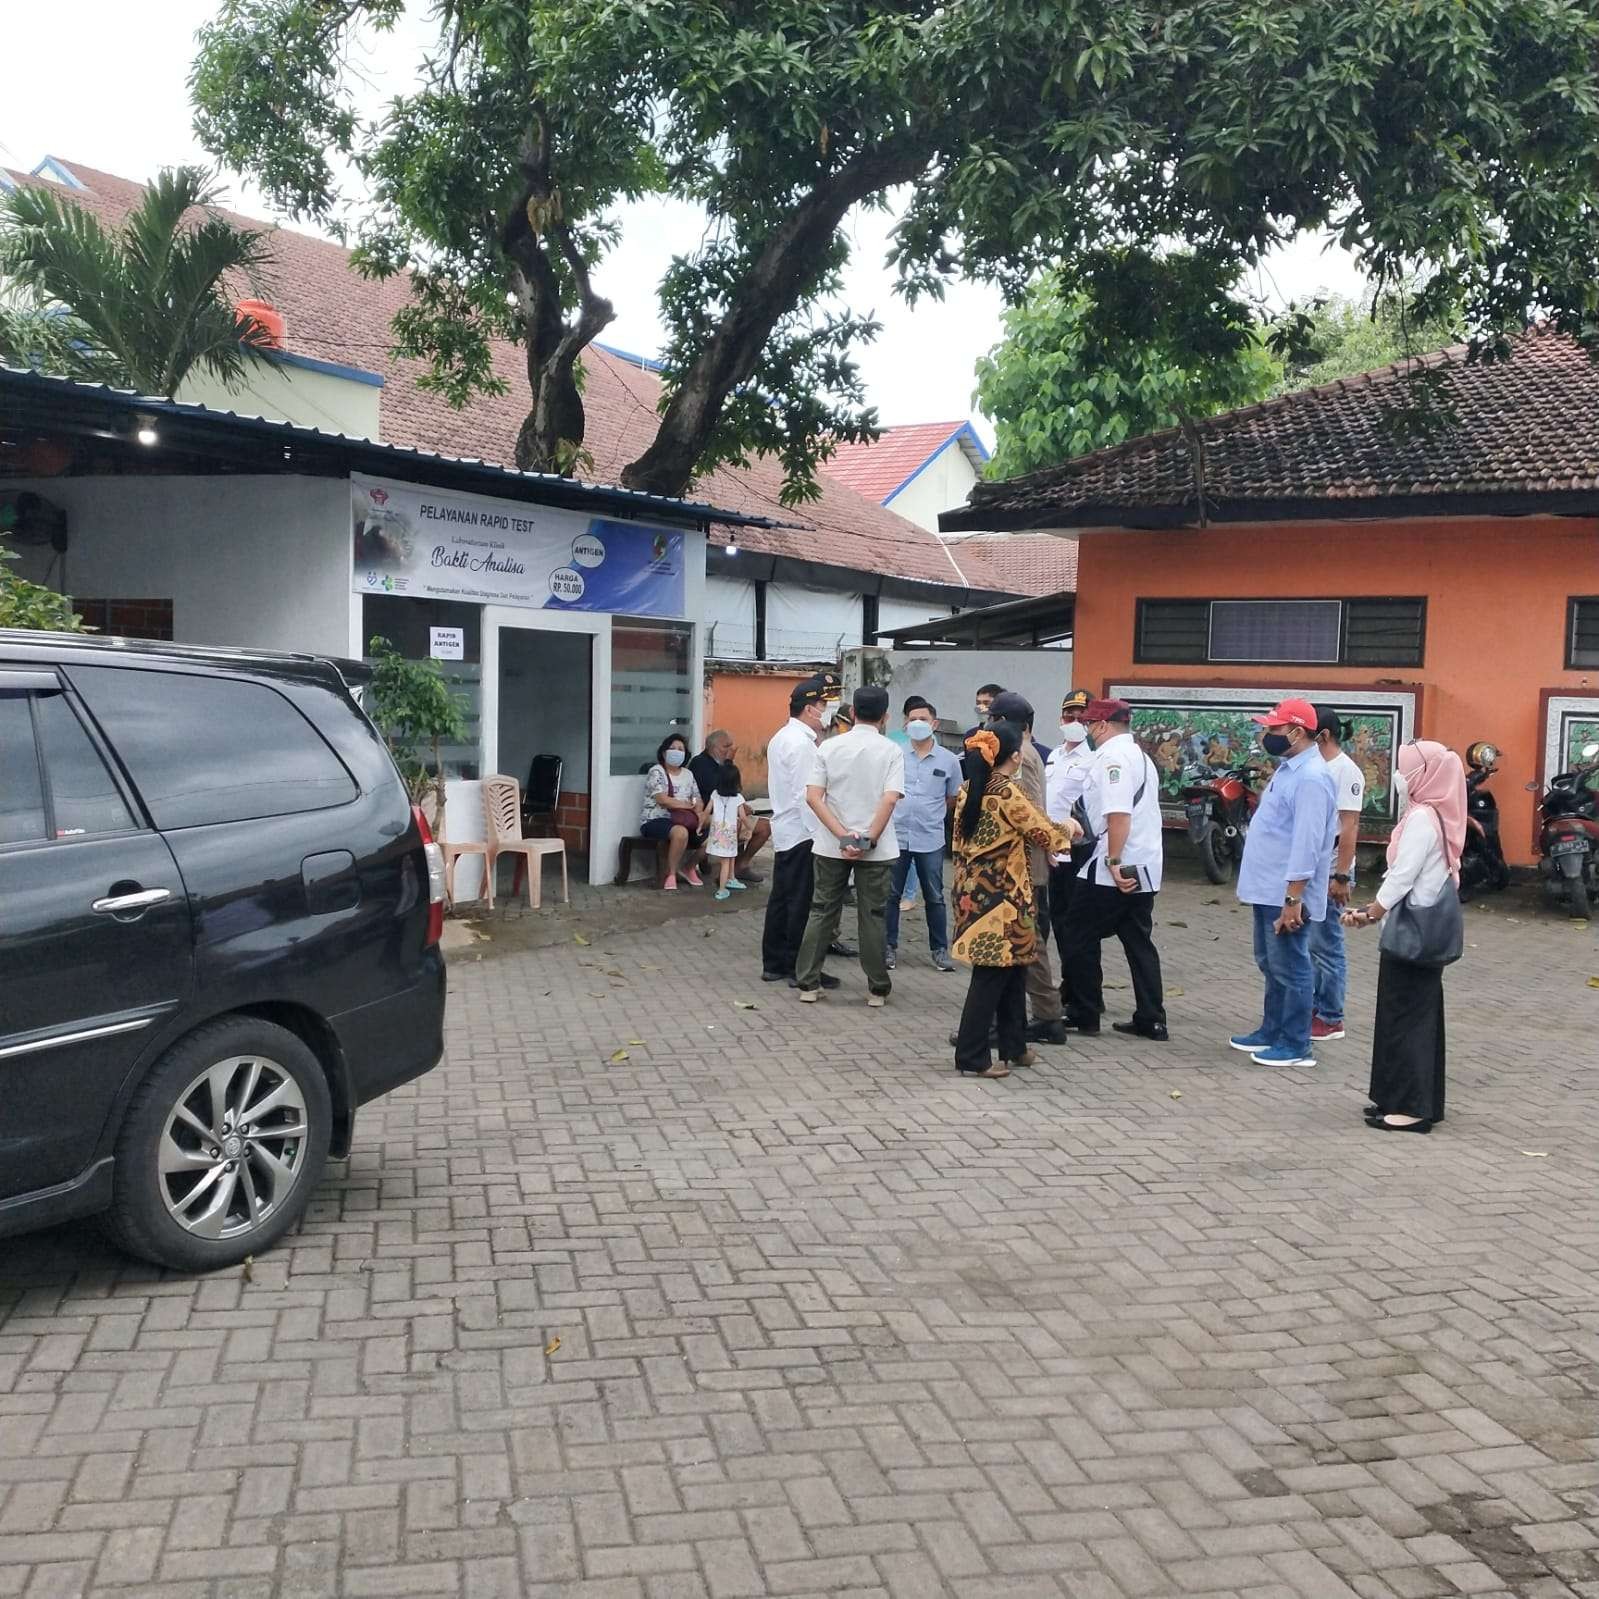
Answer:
[{"left": 1261, "top": 731, "right": 1293, "bottom": 757}]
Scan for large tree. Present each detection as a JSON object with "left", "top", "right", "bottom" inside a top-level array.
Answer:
[
  {"left": 0, "top": 166, "right": 278, "bottom": 397},
  {"left": 975, "top": 253, "right": 1282, "bottom": 476},
  {"left": 192, "top": 1, "right": 1599, "bottom": 502}
]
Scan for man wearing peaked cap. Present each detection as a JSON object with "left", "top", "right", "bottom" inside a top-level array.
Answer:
[
  {"left": 760, "top": 672, "right": 843, "bottom": 986},
  {"left": 1059, "top": 698, "right": 1170, "bottom": 1042}
]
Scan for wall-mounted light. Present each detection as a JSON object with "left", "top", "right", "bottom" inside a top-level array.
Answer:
[
  {"left": 135, "top": 424, "right": 158, "bottom": 447},
  {"left": 724, "top": 538, "right": 738, "bottom": 556}
]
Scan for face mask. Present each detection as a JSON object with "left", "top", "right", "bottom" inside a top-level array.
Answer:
[
  {"left": 821, "top": 701, "right": 840, "bottom": 726},
  {"left": 1261, "top": 732, "right": 1292, "bottom": 757},
  {"left": 1060, "top": 720, "right": 1088, "bottom": 746},
  {"left": 906, "top": 719, "right": 932, "bottom": 742},
  {"left": 1393, "top": 769, "right": 1410, "bottom": 818},
  {"left": 664, "top": 749, "right": 686, "bottom": 767}
]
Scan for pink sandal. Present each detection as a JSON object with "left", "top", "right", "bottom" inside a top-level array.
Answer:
[
  {"left": 662, "top": 874, "right": 677, "bottom": 891},
  {"left": 683, "top": 866, "right": 703, "bottom": 887}
]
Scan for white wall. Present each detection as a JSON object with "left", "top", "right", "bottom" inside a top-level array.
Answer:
[
  {"left": 11, "top": 474, "right": 353, "bottom": 657},
  {"left": 844, "top": 646, "right": 1076, "bottom": 734},
  {"left": 877, "top": 595, "right": 958, "bottom": 636},
  {"left": 766, "top": 582, "right": 862, "bottom": 662},
  {"left": 885, "top": 440, "right": 981, "bottom": 535},
  {"left": 705, "top": 573, "right": 757, "bottom": 660},
  {"left": 178, "top": 359, "right": 381, "bottom": 440}
]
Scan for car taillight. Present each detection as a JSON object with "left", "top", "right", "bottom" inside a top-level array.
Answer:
[{"left": 413, "top": 804, "right": 446, "bottom": 947}]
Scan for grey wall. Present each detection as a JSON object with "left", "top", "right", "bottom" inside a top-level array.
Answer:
[{"left": 844, "top": 646, "right": 1076, "bottom": 734}]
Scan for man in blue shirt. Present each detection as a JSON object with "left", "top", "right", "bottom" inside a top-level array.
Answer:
[
  {"left": 885, "top": 700, "right": 962, "bottom": 972},
  {"left": 1231, "top": 698, "right": 1339, "bottom": 1067}
]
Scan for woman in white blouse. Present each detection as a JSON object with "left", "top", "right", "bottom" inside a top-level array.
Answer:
[
  {"left": 640, "top": 733, "right": 707, "bottom": 890},
  {"left": 1342, "top": 741, "right": 1467, "bottom": 1133}
]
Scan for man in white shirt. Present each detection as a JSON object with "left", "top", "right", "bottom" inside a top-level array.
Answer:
[
  {"left": 795, "top": 685, "right": 906, "bottom": 1006},
  {"left": 760, "top": 672, "right": 839, "bottom": 984},
  {"left": 1045, "top": 688, "right": 1096, "bottom": 994},
  {"left": 1309, "top": 707, "right": 1367, "bottom": 1043},
  {"left": 1059, "top": 698, "right": 1169, "bottom": 1041}
]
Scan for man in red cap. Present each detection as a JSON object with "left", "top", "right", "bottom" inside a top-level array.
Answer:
[
  {"left": 1058, "top": 697, "right": 1169, "bottom": 1041},
  {"left": 1230, "top": 697, "right": 1339, "bottom": 1067}
]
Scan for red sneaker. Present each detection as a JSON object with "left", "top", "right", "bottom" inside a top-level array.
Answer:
[{"left": 1310, "top": 1017, "right": 1345, "bottom": 1041}]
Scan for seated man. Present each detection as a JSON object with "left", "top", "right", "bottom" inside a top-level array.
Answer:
[{"left": 691, "top": 729, "right": 771, "bottom": 882}]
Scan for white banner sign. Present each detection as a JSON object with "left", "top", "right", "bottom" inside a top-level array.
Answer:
[
  {"left": 351, "top": 473, "right": 687, "bottom": 617},
  {"left": 428, "top": 626, "right": 464, "bottom": 660}
]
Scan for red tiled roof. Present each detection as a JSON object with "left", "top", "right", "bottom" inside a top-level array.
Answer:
[
  {"left": 944, "top": 533, "right": 1078, "bottom": 597},
  {"left": 8, "top": 159, "right": 974, "bottom": 590},
  {"left": 822, "top": 420, "right": 974, "bottom": 504},
  {"left": 945, "top": 327, "right": 1599, "bottom": 532}
]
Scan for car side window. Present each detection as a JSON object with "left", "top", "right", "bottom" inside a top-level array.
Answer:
[
  {"left": 34, "top": 692, "right": 136, "bottom": 838},
  {"left": 0, "top": 695, "right": 48, "bottom": 844},
  {"left": 70, "top": 665, "right": 358, "bottom": 830}
]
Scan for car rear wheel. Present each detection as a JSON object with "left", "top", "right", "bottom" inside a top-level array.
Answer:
[{"left": 103, "top": 1017, "right": 331, "bottom": 1271}]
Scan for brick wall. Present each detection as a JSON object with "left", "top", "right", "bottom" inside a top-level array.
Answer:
[
  {"left": 536, "top": 791, "right": 590, "bottom": 858},
  {"left": 74, "top": 598, "right": 174, "bottom": 641}
]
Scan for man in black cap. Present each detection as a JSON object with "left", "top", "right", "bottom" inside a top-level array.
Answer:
[{"left": 987, "top": 690, "right": 1067, "bottom": 1045}]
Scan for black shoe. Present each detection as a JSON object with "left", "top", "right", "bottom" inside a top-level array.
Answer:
[
  {"left": 829, "top": 940, "right": 857, "bottom": 957},
  {"left": 885, "top": 948, "right": 897, "bottom": 970},
  {"left": 1024, "top": 1020, "right": 1068, "bottom": 1045},
  {"left": 1369, "top": 1115, "right": 1433, "bottom": 1134},
  {"left": 792, "top": 972, "right": 841, "bottom": 989},
  {"left": 1063, "top": 1017, "right": 1100, "bottom": 1036},
  {"left": 1113, "top": 1021, "right": 1169, "bottom": 1041},
  {"left": 761, "top": 969, "right": 794, "bottom": 982}
]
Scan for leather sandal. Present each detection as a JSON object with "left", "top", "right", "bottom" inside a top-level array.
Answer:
[{"left": 957, "top": 1061, "right": 1011, "bottom": 1078}]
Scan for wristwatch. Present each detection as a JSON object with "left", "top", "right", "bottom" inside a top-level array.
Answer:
[
  {"left": 1331, "top": 872, "right": 1351, "bottom": 884},
  {"left": 1283, "top": 893, "right": 1301, "bottom": 907},
  {"left": 1106, "top": 855, "right": 1122, "bottom": 867}
]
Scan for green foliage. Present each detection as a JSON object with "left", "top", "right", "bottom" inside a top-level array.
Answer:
[
  {"left": 362, "top": 635, "right": 468, "bottom": 830},
  {"left": 976, "top": 254, "right": 1282, "bottom": 476},
  {"left": 1271, "top": 290, "right": 1466, "bottom": 393},
  {"left": 193, "top": 1, "right": 1599, "bottom": 499},
  {"left": 0, "top": 166, "right": 278, "bottom": 396},
  {"left": 0, "top": 542, "right": 86, "bottom": 632}
]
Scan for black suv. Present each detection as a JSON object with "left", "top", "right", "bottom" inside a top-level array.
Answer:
[{"left": 0, "top": 631, "right": 447, "bottom": 1270}]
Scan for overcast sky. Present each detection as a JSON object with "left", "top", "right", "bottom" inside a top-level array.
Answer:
[{"left": 6, "top": 1, "right": 1367, "bottom": 444}]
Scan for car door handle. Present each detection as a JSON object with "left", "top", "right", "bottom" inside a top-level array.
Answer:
[{"left": 92, "top": 887, "right": 173, "bottom": 915}]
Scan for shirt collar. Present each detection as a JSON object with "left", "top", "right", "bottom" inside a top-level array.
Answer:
[
  {"left": 788, "top": 717, "right": 819, "bottom": 743},
  {"left": 1285, "top": 743, "right": 1319, "bottom": 770}
]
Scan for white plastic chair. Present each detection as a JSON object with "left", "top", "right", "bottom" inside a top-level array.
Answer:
[{"left": 481, "top": 774, "right": 569, "bottom": 910}]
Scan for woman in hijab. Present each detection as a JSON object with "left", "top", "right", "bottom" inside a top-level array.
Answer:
[
  {"left": 1341, "top": 741, "right": 1466, "bottom": 1132},
  {"left": 951, "top": 722, "right": 1078, "bottom": 1077}
]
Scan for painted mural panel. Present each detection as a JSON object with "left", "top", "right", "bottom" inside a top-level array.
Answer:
[{"left": 1110, "top": 684, "right": 1418, "bottom": 826}]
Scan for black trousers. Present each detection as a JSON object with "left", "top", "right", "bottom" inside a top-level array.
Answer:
[
  {"left": 761, "top": 840, "right": 814, "bottom": 977},
  {"left": 1369, "top": 953, "right": 1446, "bottom": 1121},
  {"left": 955, "top": 965, "right": 1027, "bottom": 1072},
  {"left": 1048, "top": 858, "right": 1081, "bottom": 1010},
  {"left": 1061, "top": 880, "right": 1166, "bottom": 1031}
]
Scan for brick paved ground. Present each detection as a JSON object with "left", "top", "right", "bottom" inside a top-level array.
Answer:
[{"left": 4, "top": 869, "right": 1599, "bottom": 1599}]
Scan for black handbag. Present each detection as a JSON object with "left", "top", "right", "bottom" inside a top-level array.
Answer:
[{"left": 1378, "top": 884, "right": 1464, "bottom": 968}]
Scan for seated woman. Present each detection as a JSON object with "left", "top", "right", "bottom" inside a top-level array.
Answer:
[{"left": 641, "top": 733, "right": 707, "bottom": 890}]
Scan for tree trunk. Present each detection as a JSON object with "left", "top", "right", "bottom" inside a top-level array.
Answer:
[
  {"left": 502, "top": 110, "right": 615, "bottom": 474},
  {"left": 619, "top": 143, "right": 929, "bottom": 500}
]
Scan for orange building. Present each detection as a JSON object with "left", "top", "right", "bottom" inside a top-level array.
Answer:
[{"left": 944, "top": 330, "right": 1599, "bottom": 866}]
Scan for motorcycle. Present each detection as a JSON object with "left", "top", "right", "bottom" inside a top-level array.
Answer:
[
  {"left": 1180, "top": 760, "right": 1262, "bottom": 884},
  {"left": 1458, "top": 740, "right": 1511, "bottom": 900},
  {"left": 1528, "top": 741, "right": 1599, "bottom": 919}
]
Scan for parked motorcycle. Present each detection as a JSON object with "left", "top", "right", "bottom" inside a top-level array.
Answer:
[
  {"left": 1528, "top": 742, "right": 1599, "bottom": 919},
  {"left": 1458, "top": 740, "right": 1511, "bottom": 900},
  {"left": 1180, "top": 760, "right": 1262, "bottom": 884}
]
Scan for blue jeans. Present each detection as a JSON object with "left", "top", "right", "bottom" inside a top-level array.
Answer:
[
  {"left": 885, "top": 848, "right": 948, "bottom": 957},
  {"left": 1251, "top": 903, "right": 1315, "bottom": 1057},
  {"left": 1308, "top": 910, "right": 1347, "bottom": 1026}
]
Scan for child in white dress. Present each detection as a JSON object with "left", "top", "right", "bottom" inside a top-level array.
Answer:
[{"left": 704, "top": 762, "right": 752, "bottom": 901}]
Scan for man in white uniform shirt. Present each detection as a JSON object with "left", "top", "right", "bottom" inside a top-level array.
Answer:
[
  {"left": 760, "top": 672, "right": 840, "bottom": 985},
  {"left": 1059, "top": 698, "right": 1169, "bottom": 1041},
  {"left": 1045, "top": 687, "right": 1097, "bottom": 1009},
  {"left": 795, "top": 685, "right": 905, "bottom": 1006},
  {"left": 1310, "top": 706, "right": 1367, "bottom": 1043}
]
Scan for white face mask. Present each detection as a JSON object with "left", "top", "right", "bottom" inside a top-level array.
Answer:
[
  {"left": 663, "top": 748, "right": 686, "bottom": 767},
  {"left": 821, "top": 701, "right": 840, "bottom": 726},
  {"left": 1060, "top": 720, "right": 1088, "bottom": 746},
  {"left": 1392, "top": 768, "right": 1410, "bottom": 818},
  {"left": 906, "top": 719, "right": 933, "bottom": 742}
]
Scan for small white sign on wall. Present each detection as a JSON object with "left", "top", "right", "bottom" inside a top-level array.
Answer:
[{"left": 429, "top": 626, "right": 464, "bottom": 661}]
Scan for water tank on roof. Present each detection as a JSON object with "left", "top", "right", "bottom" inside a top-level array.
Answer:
[{"left": 235, "top": 298, "right": 286, "bottom": 348}]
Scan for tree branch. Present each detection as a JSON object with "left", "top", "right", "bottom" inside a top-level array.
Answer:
[{"left": 619, "top": 140, "right": 930, "bottom": 498}]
